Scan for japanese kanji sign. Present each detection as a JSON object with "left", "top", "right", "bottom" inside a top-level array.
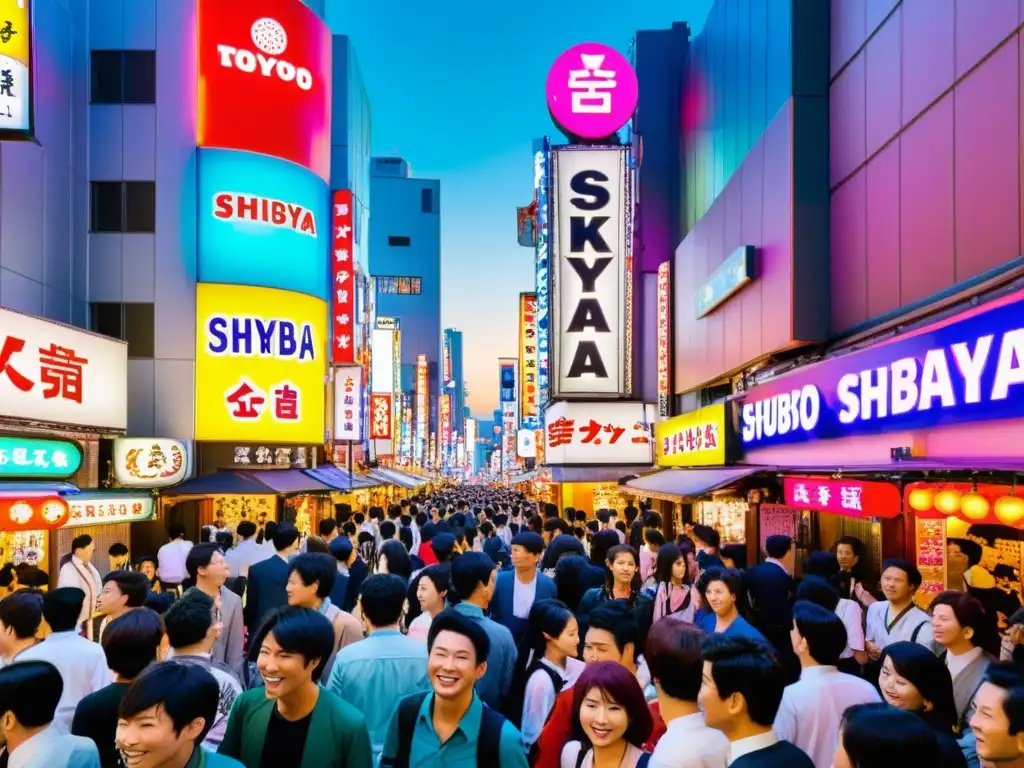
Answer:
[
  {"left": 783, "top": 477, "right": 901, "bottom": 519},
  {"left": 228, "top": 445, "right": 309, "bottom": 467},
  {"left": 415, "top": 354, "right": 428, "bottom": 462},
  {"left": 657, "top": 261, "right": 671, "bottom": 418},
  {"left": 66, "top": 493, "right": 155, "bottom": 527},
  {"left": 0, "top": 436, "right": 82, "bottom": 479},
  {"left": 545, "top": 43, "right": 638, "bottom": 141},
  {"left": 0, "top": 0, "right": 31, "bottom": 136},
  {"left": 543, "top": 401, "right": 656, "bottom": 465},
  {"left": 519, "top": 292, "right": 539, "bottom": 426},
  {"left": 113, "top": 438, "right": 190, "bottom": 489},
  {"left": 332, "top": 189, "right": 356, "bottom": 364},
  {"left": 0, "top": 493, "right": 68, "bottom": 532},
  {"left": 654, "top": 404, "right": 728, "bottom": 468},
  {"left": 0, "top": 307, "right": 127, "bottom": 430},
  {"left": 333, "top": 365, "right": 363, "bottom": 442},
  {"left": 370, "top": 394, "right": 392, "bottom": 440},
  {"left": 439, "top": 394, "right": 451, "bottom": 452}
]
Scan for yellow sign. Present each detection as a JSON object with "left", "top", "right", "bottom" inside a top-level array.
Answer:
[
  {"left": 519, "top": 292, "right": 538, "bottom": 421},
  {"left": 655, "top": 404, "right": 727, "bottom": 467},
  {"left": 195, "top": 284, "right": 326, "bottom": 443},
  {"left": 0, "top": 1, "right": 31, "bottom": 134}
]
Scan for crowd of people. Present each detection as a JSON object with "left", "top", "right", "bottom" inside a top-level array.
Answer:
[{"left": 0, "top": 488, "right": 1021, "bottom": 767}]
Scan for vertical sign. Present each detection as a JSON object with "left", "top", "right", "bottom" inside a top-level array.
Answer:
[
  {"left": 414, "top": 354, "right": 428, "bottom": 462},
  {"left": 657, "top": 260, "right": 671, "bottom": 417},
  {"left": 534, "top": 139, "right": 551, "bottom": 408},
  {"left": 502, "top": 401, "right": 517, "bottom": 475},
  {"left": 370, "top": 394, "right": 392, "bottom": 439},
  {"left": 443, "top": 333, "right": 452, "bottom": 385},
  {"left": 439, "top": 395, "right": 451, "bottom": 464},
  {"left": 333, "top": 366, "right": 362, "bottom": 441},
  {"left": 0, "top": 0, "right": 32, "bottom": 137},
  {"left": 332, "top": 190, "right": 355, "bottom": 363},
  {"left": 550, "top": 146, "right": 629, "bottom": 397},
  {"left": 519, "top": 293, "right": 539, "bottom": 427}
]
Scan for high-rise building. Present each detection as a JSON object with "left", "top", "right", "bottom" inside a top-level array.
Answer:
[{"left": 443, "top": 328, "right": 465, "bottom": 433}]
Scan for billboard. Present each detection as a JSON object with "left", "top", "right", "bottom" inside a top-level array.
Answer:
[
  {"left": 439, "top": 394, "right": 451, "bottom": 454},
  {"left": 0, "top": 0, "right": 32, "bottom": 136},
  {"left": 333, "top": 365, "right": 362, "bottom": 441},
  {"left": 502, "top": 401, "right": 517, "bottom": 473},
  {"left": 112, "top": 439, "right": 191, "bottom": 488},
  {"left": 442, "top": 334, "right": 452, "bottom": 385},
  {"left": 519, "top": 292, "right": 539, "bottom": 426},
  {"left": 195, "top": 284, "right": 326, "bottom": 443},
  {"left": 499, "top": 360, "right": 517, "bottom": 404},
  {"left": 534, "top": 139, "right": 551, "bottom": 408},
  {"left": 370, "top": 394, "right": 392, "bottom": 439},
  {"left": 544, "top": 401, "right": 655, "bottom": 465},
  {"left": 657, "top": 260, "right": 671, "bottom": 417},
  {"left": 550, "top": 146, "right": 629, "bottom": 398},
  {"left": 197, "top": 0, "right": 332, "bottom": 181},
  {"left": 465, "top": 417, "right": 477, "bottom": 474},
  {"left": 414, "top": 354, "right": 428, "bottom": 462},
  {"left": 0, "top": 436, "right": 82, "bottom": 479},
  {"left": 370, "top": 328, "right": 394, "bottom": 394},
  {"left": 545, "top": 43, "right": 638, "bottom": 142},
  {"left": 655, "top": 405, "right": 728, "bottom": 467},
  {"left": 0, "top": 307, "right": 127, "bottom": 430},
  {"left": 197, "top": 148, "right": 328, "bottom": 300},
  {"left": 332, "top": 190, "right": 356, "bottom": 363}
]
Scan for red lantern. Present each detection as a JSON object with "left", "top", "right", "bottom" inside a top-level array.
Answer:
[{"left": 0, "top": 494, "right": 70, "bottom": 531}]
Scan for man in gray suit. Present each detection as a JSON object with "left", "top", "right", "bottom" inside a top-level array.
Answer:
[{"left": 185, "top": 542, "right": 245, "bottom": 678}]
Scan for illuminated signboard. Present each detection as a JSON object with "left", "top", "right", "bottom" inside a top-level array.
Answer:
[
  {"left": 465, "top": 418, "right": 477, "bottom": 474},
  {"left": 195, "top": 284, "right": 326, "bottom": 443},
  {"left": 545, "top": 43, "right": 638, "bottom": 142},
  {"left": 519, "top": 292, "right": 539, "bottom": 427},
  {"left": 0, "top": 436, "right": 81, "bottom": 479},
  {"left": 113, "top": 438, "right": 191, "bottom": 488},
  {"left": 370, "top": 394, "right": 392, "bottom": 439},
  {"left": 654, "top": 405, "right": 727, "bottom": 468},
  {"left": 544, "top": 401, "right": 655, "bottom": 465},
  {"left": 440, "top": 394, "right": 451, "bottom": 453},
  {"left": 376, "top": 316, "right": 397, "bottom": 331},
  {"left": 332, "top": 190, "right": 356, "bottom": 363},
  {"left": 333, "top": 365, "right": 363, "bottom": 441},
  {"left": 197, "top": 148, "right": 328, "bottom": 300},
  {"left": 0, "top": 493, "right": 68, "bottom": 532},
  {"left": 534, "top": 138, "right": 551, "bottom": 408},
  {"left": 0, "top": 307, "right": 127, "bottom": 430},
  {"left": 499, "top": 360, "right": 517, "bottom": 404},
  {"left": 784, "top": 477, "right": 901, "bottom": 519},
  {"left": 370, "top": 328, "right": 394, "bottom": 394},
  {"left": 415, "top": 354, "right": 428, "bottom": 461},
  {"left": 0, "top": 0, "right": 32, "bottom": 136},
  {"left": 502, "top": 401, "right": 517, "bottom": 473},
  {"left": 198, "top": 0, "right": 332, "bottom": 182},
  {"left": 442, "top": 334, "right": 452, "bottom": 385},
  {"left": 657, "top": 261, "right": 671, "bottom": 417},
  {"left": 66, "top": 493, "right": 157, "bottom": 526},
  {"left": 550, "top": 146, "right": 629, "bottom": 398}
]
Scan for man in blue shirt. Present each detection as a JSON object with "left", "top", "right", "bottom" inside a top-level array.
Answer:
[{"left": 379, "top": 609, "right": 527, "bottom": 768}]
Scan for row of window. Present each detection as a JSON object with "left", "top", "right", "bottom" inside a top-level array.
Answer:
[
  {"left": 388, "top": 236, "right": 411, "bottom": 247},
  {"left": 91, "top": 182, "right": 156, "bottom": 233},
  {"left": 377, "top": 276, "right": 423, "bottom": 295}
]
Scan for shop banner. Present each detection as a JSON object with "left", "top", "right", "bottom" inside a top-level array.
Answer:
[
  {"left": 657, "top": 261, "right": 671, "bottom": 417},
  {"left": 0, "top": 493, "right": 68, "bottom": 531},
  {"left": 517, "top": 429, "right": 536, "bottom": 458},
  {"left": 333, "top": 365, "right": 363, "bottom": 442},
  {"left": 332, "top": 190, "right": 356, "bottom": 363},
  {"left": 519, "top": 292, "right": 539, "bottom": 426},
  {"left": 113, "top": 438, "right": 190, "bottom": 488},
  {"left": 534, "top": 139, "right": 551, "bottom": 408},
  {"left": 739, "top": 290, "right": 1024, "bottom": 450},
  {"left": 783, "top": 476, "right": 901, "bottom": 519},
  {"left": 0, "top": 436, "right": 82, "bottom": 479},
  {"left": 439, "top": 394, "right": 451, "bottom": 451},
  {"left": 500, "top": 360, "right": 516, "bottom": 404},
  {"left": 544, "top": 401, "right": 655, "bottom": 465},
  {"left": 545, "top": 43, "right": 638, "bottom": 141},
  {"left": 654, "top": 404, "right": 727, "bottom": 467},
  {"left": 66, "top": 493, "right": 156, "bottom": 526},
  {"left": 415, "top": 354, "right": 428, "bottom": 462},
  {"left": 370, "top": 394, "right": 392, "bottom": 439}
]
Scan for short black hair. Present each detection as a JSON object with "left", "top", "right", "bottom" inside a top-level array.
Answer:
[
  {"left": 764, "top": 535, "right": 792, "bottom": 559},
  {"left": 700, "top": 634, "right": 784, "bottom": 726},
  {"left": 43, "top": 587, "right": 85, "bottom": 632},
  {"left": 319, "top": 518, "right": 338, "bottom": 537},
  {"left": 379, "top": 540, "right": 412, "bottom": 581},
  {"left": 359, "top": 574, "right": 407, "bottom": 627},
  {"left": 185, "top": 543, "right": 221, "bottom": 582},
  {"left": 431, "top": 533, "right": 456, "bottom": 562},
  {"left": 587, "top": 600, "right": 639, "bottom": 659},
  {"left": 163, "top": 589, "right": 214, "bottom": 649},
  {"left": 168, "top": 522, "right": 186, "bottom": 540},
  {"left": 427, "top": 608, "right": 489, "bottom": 665},
  {"left": 511, "top": 531, "right": 545, "bottom": 554},
  {"left": 288, "top": 553, "right": 336, "bottom": 599},
  {"left": 273, "top": 522, "right": 300, "bottom": 552},
  {"left": 697, "top": 566, "right": 744, "bottom": 598},
  {"left": 71, "top": 534, "right": 93, "bottom": 553},
  {"left": 543, "top": 518, "right": 570, "bottom": 536},
  {"left": 256, "top": 607, "right": 336, "bottom": 683},
  {"left": 0, "top": 661, "right": 62, "bottom": 727},
  {"left": 328, "top": 535, "right": 353, "bottom": 563},
  {"left": 0, "top": 590, "right": 42, "bottom": 640},
  {"left": 840, "top": 703, "right": 942, "bottom": 766},
  {"left": 795, "top": 575, "right": 841, "bottom": 612},
  {"left": 804, "top": 550, "right": 841, "bottom": 580},
  {"left": 379, "top": 520, "right": 396, "bottom": 541},
  {"left": 450, "top": 551, "right": 495, "bottom": 601},
  {"left": 144, "top": 592, "right": 175, "bottom": 615},
  {"left": 119, "top": 662, "right": 220, "bottom": 743},
  {"left": 102, "top": 608, "right": 164, "bottom": 679},
  {"left": 236, "top": 521, "right": 257, "bottom": 539},
  {"left": 792, "top": 600, "right": 847, "bottom": 666},
  {"left": 983, "top": 662, "right": 1024, "bottom": 734},
  {"left": 881, "top": 557, "right": 922, "bottom": 588},
  {"left": 108, "top": 543, "right": 129, "bottom": 557},
  {"left": 103, "top": 570, "right": 150, "bottom": 608},
  {"left": 644, "top": 618, "right": 705, "bottom": 702},
  {"left": 691, "top": 524, "right": 719, "bottom": 549}
]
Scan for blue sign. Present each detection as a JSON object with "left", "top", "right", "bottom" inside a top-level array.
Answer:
[
  {"left": 534, "top": 137, "right": 551, "bottom": 410},
  {"left": 738, "top": 292, "right": 1024, "bottom": 449},
  {"left": 697, "top": 245, "right": 755, "bottom": 318},
  {"left": 197, "top": 149, "right": 329, "bottom": 300}
]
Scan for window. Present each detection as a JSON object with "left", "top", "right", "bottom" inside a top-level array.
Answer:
[
  {"left": 421, "top": 188, "right": 433, "bottom": 213},
  {"left": 376, "top": 276, "right": 422, "bottom": 295},
  {"left": 388, "top": 235, "right": 411, "bottom": 247},
  {"left": 90, "top": 303, "right": 155, "bottom": 358},
  {"left": 90, "top": 182, "right": 156, "bottom": 233},
  {"left": 90, "top": 51, "right": 156, "bottom": 104}
]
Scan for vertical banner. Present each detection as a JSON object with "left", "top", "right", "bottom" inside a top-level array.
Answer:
[
  {"left": 502, "top": 401, "right": 517, "bottom": 475},
  {"left": 333, "top": 366, "right": 363, "bottom": 441},
  {"left": 439, "top": 395, "right": 451, "bottom": 465},
  {"left": 0, "top": 0, "right": 33, "bottom": 137},
  {"left": 534, "top": 139, "right": 551, "bottom": 407},
  {"left": 443, "top": 334, "right": 452, "bottom": 385},
  {"left": 519, "top": 293, "right": 539, "bottom": 427},
  {"left": 414, "top": 354, "right": 428, "bottom": 463},
  {"left": 332, "top": 190, "right": 355, "bottom": 364},
  {"left": 370, "top": 394, "right": 392, "bottom": 439},
  {"left": 657, "top": 260, "right": 671, "bottom": 417}
]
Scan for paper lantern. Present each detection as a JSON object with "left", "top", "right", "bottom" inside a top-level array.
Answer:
[
  {"left": 907, "top": 487, "right": 936, "bottom": 512},
  {"left": 934, "top": 489, "right": 963, "bottom": 516},
  {"left": 960, "top": 492, "right": 990, "bottom": 521},
  {"left": 995, "top": 495, "right": 1024, "bottom": 527}
]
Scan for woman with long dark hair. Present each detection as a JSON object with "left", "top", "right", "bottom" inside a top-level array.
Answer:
[
  {"left": 644, "top": 543, "right": 695, "bottom": 627},
  {"left": 406, "top": 564, "right": 449, "bottom": 643},
  {"left": 577, "top": 546, "right": 654, "bottom": 651},
  {"left": 562, "top": 661, "right": 652, "bottom": 768},
  {"left": 541, "top": 534, "right": 586, "bottom": 578},
  {"left": 376, "top": 539, "right": 412, "bottom": 581},
  {"left": 833, "top": 702, "right": 943, "bottom": 768}
]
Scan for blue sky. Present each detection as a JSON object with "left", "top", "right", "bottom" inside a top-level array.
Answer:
[{"left": 326, "top": 0, "right": 712, "bottom": 418}]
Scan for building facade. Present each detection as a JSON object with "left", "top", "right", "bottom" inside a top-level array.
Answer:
[{"left": 443, "top": 327, "right": 465, "bottom": 428}]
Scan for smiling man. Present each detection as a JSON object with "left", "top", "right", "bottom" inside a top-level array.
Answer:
[
  {"left": 379, "top": 609, "right": 527, "bottom": 768},
  {"left": 969, "top": 662, "right": 1024, "bottom": 768}
]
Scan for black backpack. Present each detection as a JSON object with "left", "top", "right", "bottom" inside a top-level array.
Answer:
[
  {"left": 503, "top": 659, "right": 564, "bottom": 728},
  {"left": 383, "top": 692, "right": 506, "bottom": 768}
]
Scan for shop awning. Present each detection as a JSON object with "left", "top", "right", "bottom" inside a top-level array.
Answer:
[
  {"left": 369, "top": 468, "right": 423, "bottom": 489},
  {"left": 509, "top": 470, "right": 538, "bottom": 484},
  {"left": 622, "top": 466, "right": 777, "bottom": 498},
  {"left": 242, "top": 470, "right": 333, "bottom": 495},
  {"left": 387, "top": 468, "right": 430, "bottom": 487},
  {"left": 305, "top": 465, "right": 380, "bottom": 491},
  {"left": 549, "top": 465, "right": 655, "bottom": 483},
  {"left": 160, "top": 470, "right": 276, "bottom": 497},
  {"left": 0, "top": 482, "right": 80, "bottom": 495}
]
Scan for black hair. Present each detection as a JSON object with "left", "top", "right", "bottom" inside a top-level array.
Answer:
[
  {"left": 319, "top": 518, "right": 338, "bottom": 537},
  {"left": 983, "top": 662, "right": 1024, "bottom": 735},
  {"left": 700, "top": 634, "right": 785, "bottom": 726},
  {"left": 792, "top": 600, "right": 847, "bottom": 666},
  {"left": 881, "top": 558, "right": 922, "bottom": 588},
  {"left": 543, "top": 518, "right": 570, "bottom": 536},
  {"left": 511, "top": 531, "right": 545, "bottom": 555},
  {"left": 163, "top": 589, "right": 215, "bottom": 649},
  {"left": 691, "top": 524, "right": 720, "bottom": 549},
  {"left": 288, "top": 553, "right": 337, "bottom": 599},
  {"left": 764, "top": 535, "right": 792, "bottom": 559},
  {"left": 589, "top": 529, "right": 620, "bottom": 568},
  {"left": 450, "top": 551, "right": 496, "bottom": 601},
  {"left": 431, "top": 533, "right": 457, "bottom": 562},
  {"left": 0, "top": 661, "right": 62, "bottom": 727},
  {"left": 144, "top": 592, "right": 175, "bottom": 615},
  {"left": 697, "top": 566, "right": 745, "bottom": 601},
  {"left": 43, "top": 587, "right": 85, "bottom": 632},
  {"left": 359, "top": 574, "right": 408, "bottom": 627},
  {"left": 399, "top": 526, "right": 414, "bottom": 551},
  {"left": 256, "top": 606, "right": 336, "bottom": 682},
  {"left": 839, "top": 703, "right": 942, "bottom": 767},
  {"left": 586, "top": 600, "right": 639, "bottom": 660},
  {"left": 353, "top": 512, "right": 366, "bottom": 526},
  {"left": 795, "top": 575, "right": 840, "bottom": 612},
  {"left": 644, "top": 529, "right": 666, "bottom": 548},
  {"left": 119, "top": 662, "right": 220, "bottom": 743},
  {"left": 653, "top": 543, "right": 688, "bottom": 586},
  {"left": 379, "top": 540, "right": 412, "bottom": 581},
  {"left": 379, "top": 520, "right": 397, "bottom": 541},
  {"left": 645, "top": 617, "right": 705, "bottom": 702},
  {"left": 720, "top": 543, "right": 747, "bottom": 570},
  {"left": 102, "top": 608, "right": 164, "bottom": 679},
  {"left": 168, "top": 522, "right": 186, "bottom": 540},
  {"left": 71, "top": 534, "right": 93, "bottom": 553},
  {"left": 185, "top": 543, "right": 221, "bottom": 582},
  {"left": 236, "top": 520, "right": 257, "bottom": 539},
  {"left": 540, "top": 534, "right": 586, "bottom": 572},
  {"left": 427, "top": 607, "right": 490, "bottom": 665},
  {"left": 272, "top": 523, "right": 300, "bottom": 552},
  {"left": 0, "top": 590, "right": 42, "bottom": 640},
  {"left": 879, "top": 642, "right": 958, "bottom": 733},
  {"left": 328, "top": 535, "right": 353, "bottom": 563},
  {"left": 108, "top": 543, "right": 129, "bottom": 557},
  {"left": 103, "top": 570, "right": 151, "bottom": 609},
  {"left": 946, "top": 537, "right": 982, "bottom": 567},
  {"left": 511, "top": 599, "right": 574, "bottom": 702}
]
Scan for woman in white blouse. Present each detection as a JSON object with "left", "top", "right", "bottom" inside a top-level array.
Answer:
[
  {"left": 406, "top": 564, "right": 448, "bottom": 643},
  {"left": 561, "top": 661, "right": 653, "bottom": 768}
]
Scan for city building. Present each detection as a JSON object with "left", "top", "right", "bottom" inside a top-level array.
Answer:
[{"left": 443, "top": 328, "right": 465, "bottom": 432}]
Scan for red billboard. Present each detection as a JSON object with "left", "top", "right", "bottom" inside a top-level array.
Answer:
[
  {"left": 332, "top": 190, "right": 355, "bottom": 364},
  {"left": 197, "top": 0, "right": 332, "bottom": 182},
  {"left": 370, "top": 394, "right": 392, "bottom": 439}
]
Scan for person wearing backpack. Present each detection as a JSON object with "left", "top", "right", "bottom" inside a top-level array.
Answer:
[
  {"left": 863, "top": 559, "right": 935, "bottom": 682},
  {"left": 379, "top": 608, "right": 528, "bottom": 768}
]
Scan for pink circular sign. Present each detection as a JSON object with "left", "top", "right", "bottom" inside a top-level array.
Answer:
[{"left": 546, "top": 43, "right": 638, "bottom": 141}]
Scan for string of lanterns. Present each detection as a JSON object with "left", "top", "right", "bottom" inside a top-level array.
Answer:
[{"left": 906, "top": 482, "right": 1024, "bottom": 527}]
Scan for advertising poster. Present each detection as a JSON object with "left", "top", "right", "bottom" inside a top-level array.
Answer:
[
  {"left": 0, "top": 0, "right": 31, "bottom": 136},
  {"left": 519, "top": 292, "right": 539, "bottom": 426},
  {"left": 534, "top": 139, "right": 551, "bottom": 407},
  {"left": 543, "top": 401, "right": 655, "bottom": 465},
  {"left": 333, "top": 365, "right": 363, "bottom": 441},
  {"left": 332, "top": 190, "right": 356, "bottom": 363},
  {"left": 657, "top": 260, "right": 671, "bottom": 417}
]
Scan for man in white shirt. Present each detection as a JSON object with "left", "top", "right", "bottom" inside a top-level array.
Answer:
[
  {"left": 156, "top": 522, "right": 193, "bottom": 593},
  {"left": 18, "top": 589, "right": 109, "bottom": 731},
  {"left": 646, "top": 619, "right": 728, "bottom": 768},
  {"left": 865, "top": 558, "right": 934, "bottom": 660},
  {"left": 774, "top": 601, "right": 879, "bottom": 767},
  {"left": 0, "top": 659, "right": 99, "bottom": 767},
  {"left": 56, "top": 535, "right": 101, "bottom": 640},
  {"left": 224, "top": 520, "right": 264, "bottom": 578}
]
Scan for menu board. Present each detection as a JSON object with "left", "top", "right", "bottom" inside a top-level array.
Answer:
[
  {"left": 915, "top": 517, "right": 946, "bottom": 609},
  {"left": 759, "top": 504, "right": 799, "bottom": 551}
]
